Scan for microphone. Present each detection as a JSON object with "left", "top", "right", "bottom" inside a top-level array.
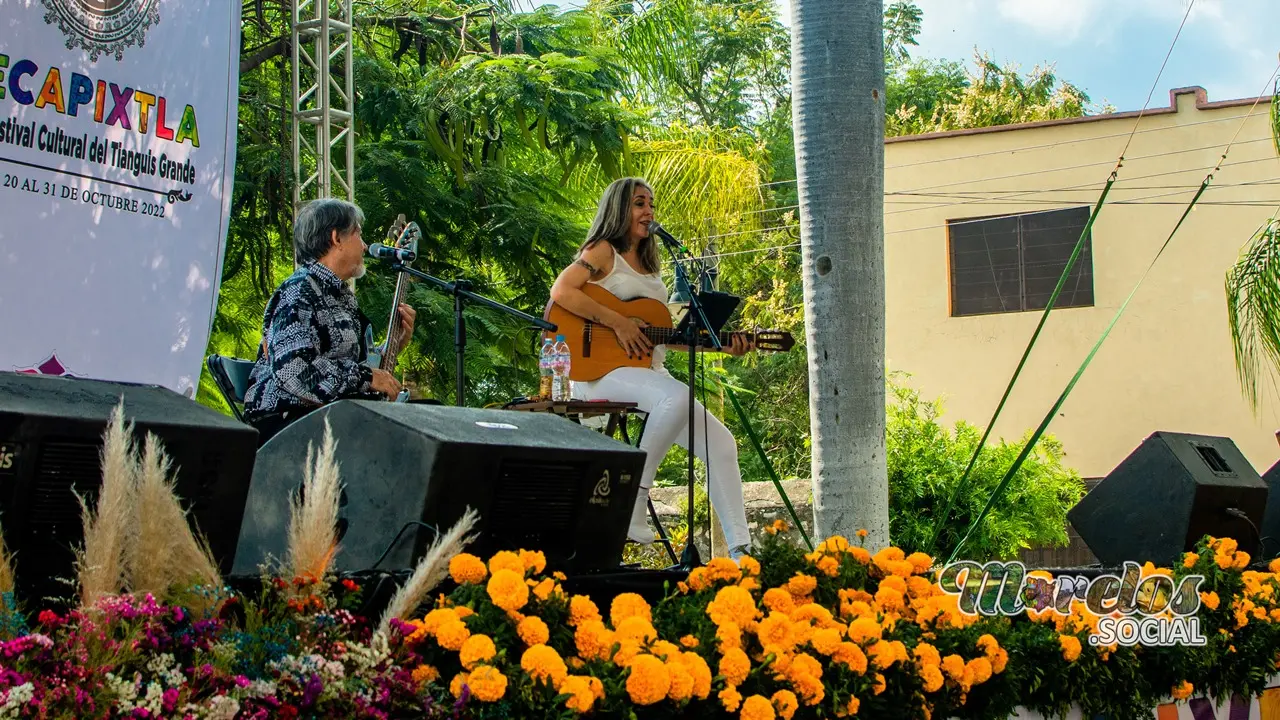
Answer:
[
  {"left": 367, "top": 243, "right": 417, "bottom": 263},
  {"left": 648, "top": 221, "right": 690, "bottom": 254}
]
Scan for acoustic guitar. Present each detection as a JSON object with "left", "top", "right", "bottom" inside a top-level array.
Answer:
[{"left": 543, "top": 284, "right": 796, "bottom": 382}]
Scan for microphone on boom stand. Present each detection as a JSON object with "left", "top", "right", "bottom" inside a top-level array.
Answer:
[{"left": 650, "top": 221, "right": 723, "bottom": 570}]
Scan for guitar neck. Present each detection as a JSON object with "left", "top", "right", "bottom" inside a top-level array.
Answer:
[{"left": 643, "top": 327, "right": 739, "bottom": 349}]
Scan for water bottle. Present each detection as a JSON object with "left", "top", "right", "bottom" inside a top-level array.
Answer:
[
  {"left": 538, "top": 338, "right": 555, "bottom": 400},
  {"left": 552, "top": 334, "right": 572, "bottom": 402}
]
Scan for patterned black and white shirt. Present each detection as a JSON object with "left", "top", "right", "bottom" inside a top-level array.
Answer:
[{"left": 243, "top": 261, "right": 378, "bottom": 418}]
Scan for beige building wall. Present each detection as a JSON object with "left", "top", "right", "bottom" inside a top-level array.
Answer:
[{"left": 883, "top": 87, "right": 1280, "bottom": 480}]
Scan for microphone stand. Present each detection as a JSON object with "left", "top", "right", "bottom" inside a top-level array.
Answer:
[
  {"left": 657, "top": 235, "right": 722, "bottom": 571},
  {"left": 390, "top": 264, "right": 557, "bottom": 406}
]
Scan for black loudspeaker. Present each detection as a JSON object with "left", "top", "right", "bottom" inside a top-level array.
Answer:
[
  {"left": 232, "top": 401, "right": 647, "bottom": 575},
  {"left": 1068, "top": 431, "right": 1268, "bottom": 566},
  {"left": 0, "top": 371, "right": 258, "bottom": 604},
  {"left": 1259, "top": 460, "right": 1280, "bottom": 561}
]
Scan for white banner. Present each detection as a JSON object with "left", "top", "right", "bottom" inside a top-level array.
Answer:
[{"left": 0, "top": 0, "right": 240, "bottom": 397}]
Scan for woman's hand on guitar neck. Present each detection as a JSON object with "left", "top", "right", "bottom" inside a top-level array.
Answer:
[
  {"left": 611, "top": 316, "right": 653, "bottom": 359},
  {"left": 721, "top": 333, "right": 753, "bottom": 357}
]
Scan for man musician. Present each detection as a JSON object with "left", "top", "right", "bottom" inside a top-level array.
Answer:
[{"left": 243, "top": 198, "right": 416, "bottom": 446}]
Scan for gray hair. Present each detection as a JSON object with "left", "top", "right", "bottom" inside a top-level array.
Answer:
[
  {"left": 579, "top": 177, "right": 660, "bottom": 274},
  {"left": 294, "top": 198, "right": 365, "bottom": 264}
]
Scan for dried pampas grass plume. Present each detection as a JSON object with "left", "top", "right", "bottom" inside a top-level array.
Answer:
[
  {"left": 0, "top": 523, "right": 14, "bottom": 597},
  {"left": 378, "top": 507, "right": 479, "bottom": 634},
  {"left": 77, "top": 400, "right": 138, "bottom": 607},
  {"left": 130, "top": 433, "right": 223, "bottom": 608},
  {"left": 286, "top": 418, "right": 343, "bottom": 586}
]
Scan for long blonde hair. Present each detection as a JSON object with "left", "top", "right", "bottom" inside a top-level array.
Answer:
[{"left": 579, "top": 177, "right": 661, "bottom": 275}]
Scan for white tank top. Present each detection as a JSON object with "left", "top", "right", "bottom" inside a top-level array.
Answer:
[{"left": 590, "top": 246, "right": 669, "bottom": 372}]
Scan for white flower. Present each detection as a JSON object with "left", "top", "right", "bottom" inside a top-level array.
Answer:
[
  {"left": 0, "top": 683, "right": 35, "bottom": 718},
  {"left": 206, "top": 695, "right": 241, "bottom": 720}
]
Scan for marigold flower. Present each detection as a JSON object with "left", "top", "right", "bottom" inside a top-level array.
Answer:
[
  {"left": 560, "top": 675, "right": 596, "bottom": 713},
  {"left": 845, "top": 696, "right": 862, "bottom": 716},
  {"left": 1182, "top": 552, "right": 1200, "bottom": 569},
  {"left": 941, "top": 654, "right": 966, "bottom": 681},
  {"left": 569, "top": 595, "right": 601, "bottom": 626},
  {"left": 708, "top": 585, "right": 761, "bottom": 628},
  {"left": 1059, "top": 635, "right": 1082, "bottom": 662},
  {"left": 811, "top": 627, "right": 842, "bottom": 656},
  {"left": 411, "top": 664, "right": 439, "bottom": 686},
  {"left": 518, "top": 616, "right": 550, "bottom": 646},
  {"left": 666, "top": 660, "right": 695, "bottom": 702},
  {"left": 449, "top": 553, "right": 487, "bottom": 585},
  {"left": 678, "top": 634, "right": 699, "bottom": 648},
  {"left": 741, "top": 694, "right": 776, "bottom": 720},
  {"left": 1269, "top": 558, "right": 1280, "bottom": 574},
  {"left": 610, "top": 592, "right": 652, "bottom": 626},
  {"left": 738, "top": 555, "right": 762, "bottom": 576},
  {"left": 763, "top": 588, "right": 796, "bottom": 614},
  {"left": 914, "top": 642, "right": 941, "bottom": 667},
  {"left": 771, "top": 689, "right": 799, "bottom": 720},
  {"left": 615, "top": 616, "right": 658, "bottom": 645},
  {"left": 679, "top": 651, "right": 713, "bottom": 699},
  {"left": 466, "top": 665, "right": 507, "bottom": 702},
  {"left": 488, "top": 550, "right": 526, "bottom": 576},
  {"left": 532, "top": 578, "right": 558, "bottom": 602},
  {"left": 720, "top": 685, "right": 743, "bottom": 712},
  {"left": 626, "top": 654, "right": 671, "bottom": 705},
  {"left": 833, "top": 642, "right": 869, "bottom": 674},
  {"left": 991, "top": 648, "right": 1008, "bottom": 673},
  {"left": 849, "top": 547, "right": 872, "bottom": 564},
  {"left": 1171, "top": 680, "right": 1193, "bottom": 700},
  {"left": 786, "top": 574, "right": 817, "bottom": 597},
  {"left": 757, "top": 612, "right": 797, "bottom": 654},
  {"left": 717, "top": 621, "right": 743, "bottom": 652},
  {"left": 459, "top": 634, "right": 496, "bottom": 669},
  {"left": 875, "top": 586, "right": 906, "bottom": 613},
  {"left": 816, "top": 556, "right": 840, "bottom": 577},
  {"left": 767, "top": 519, "right": 789, "bottom": 535},
  {"left": 1200, "top": 591, "right": 1220, "bottom": 611},
  {"left": 486, "top": 569, "right": 530, "bottom": 612},
  {"left": 450, "top": 672, "right": 468, "bottom": 698},
  {"left": 920, "top": 663, "right": 944, "bottom": 692},
  {"left": 521, "top": 644, "right": 568, "bottom": 687},
  {"left": 436, "top": 619, "right": 471, "bottom": 651},
  {"left": 967, "top": 657, "right": 993, "bottom": 684},
  {"left": 847, "top": 617, "right": 882, "bottom": 645},
  {"left": 906, "top": 552, "right": 933, "bottom": 574},
  {"left": 519, "top": 549, "right": 547, "bottom": 574},
  {"left": 575, "top": 620, "right": 614, "bottom": 662},
  {"left": 720, "top": 647, "right": 751, "bottom": 685},
  {"left": 651, "top": 640, "right": 682, "bottom": 661}
]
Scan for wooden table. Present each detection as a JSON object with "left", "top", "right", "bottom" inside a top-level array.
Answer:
[{"left": 504, "top": 400, "right": 646, "bottom": 446}]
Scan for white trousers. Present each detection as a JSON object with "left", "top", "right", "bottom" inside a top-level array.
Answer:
[{"left": 574, "top": 366, "right": 751, "bottom": 549}]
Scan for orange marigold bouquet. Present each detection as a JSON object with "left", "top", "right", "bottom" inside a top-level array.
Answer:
[{"left": 392, "top": 525, "right": 1280, "bottom": 720}]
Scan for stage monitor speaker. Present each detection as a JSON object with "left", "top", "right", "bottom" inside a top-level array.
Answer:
[
  {"left": 0, "top": 371, "right": 258, "bottom": 604},
  {"left": 1259, "top": 460, "right": 1280, "bottom": 561},
  {"left": 1068, "top": 431, "right": 1268, "bottom": 566},
  {"left": 232, "top": 401, "right": 648, "bottom": 575}
]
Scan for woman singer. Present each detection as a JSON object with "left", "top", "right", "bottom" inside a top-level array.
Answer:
[{"left": 549, "top": 177, "right": 755, "bottom": 560}]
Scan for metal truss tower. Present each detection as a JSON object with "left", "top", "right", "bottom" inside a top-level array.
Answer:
[{"left": 292, "top": 0, "right": 355, "bottom": 213}]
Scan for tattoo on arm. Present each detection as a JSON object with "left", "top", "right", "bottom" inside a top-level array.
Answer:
[{"left": 575, "top": 258, "right": 598, "bottom": 274}]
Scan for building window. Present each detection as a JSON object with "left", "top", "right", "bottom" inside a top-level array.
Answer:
[{"left": 947, "top": 206, "right": 1095, "bottom": 317}]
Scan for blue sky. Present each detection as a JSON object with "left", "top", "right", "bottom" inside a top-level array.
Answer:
[
  {"left": 784, "top": 0, "right": 1280, "bottom": 112},
  {"left": 554, "top": 1, "right": 1280, "bottom": 113}
]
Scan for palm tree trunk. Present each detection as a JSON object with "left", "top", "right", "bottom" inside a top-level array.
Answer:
[{"left": 791, "top": 0, "right": 890, "bottom": 547}]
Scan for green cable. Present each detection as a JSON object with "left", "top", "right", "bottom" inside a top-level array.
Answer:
[{"left": 945, "top": 174, "right": 1217, "bottom": 564}]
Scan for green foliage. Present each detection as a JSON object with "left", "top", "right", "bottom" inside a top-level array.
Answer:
[
  {"left": 887, "top": 51, "right": 1101, "bottom": 137},
  {"left": 884, "top": 374, "right": 1087, "bottom": 561}
]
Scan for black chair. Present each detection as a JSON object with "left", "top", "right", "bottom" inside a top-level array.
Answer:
[{"left": 206, "top": 354, "right": 256, "bottom": 422}]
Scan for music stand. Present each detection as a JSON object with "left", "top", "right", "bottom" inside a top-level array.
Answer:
[{"left": 671, "top": 290, "right": 740, "bottom": 339}]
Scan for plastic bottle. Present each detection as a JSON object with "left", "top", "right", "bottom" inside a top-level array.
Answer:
[
  {"left": 552, "top": 334, "right": 572, "bottom": 402},
  {"left": 538, "top": 338, "right": 555, "bottom": 400}
]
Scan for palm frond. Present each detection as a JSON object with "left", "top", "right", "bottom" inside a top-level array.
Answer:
[{"left": 1226, "top": 216, "right": 1280, "bottom": 412}]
